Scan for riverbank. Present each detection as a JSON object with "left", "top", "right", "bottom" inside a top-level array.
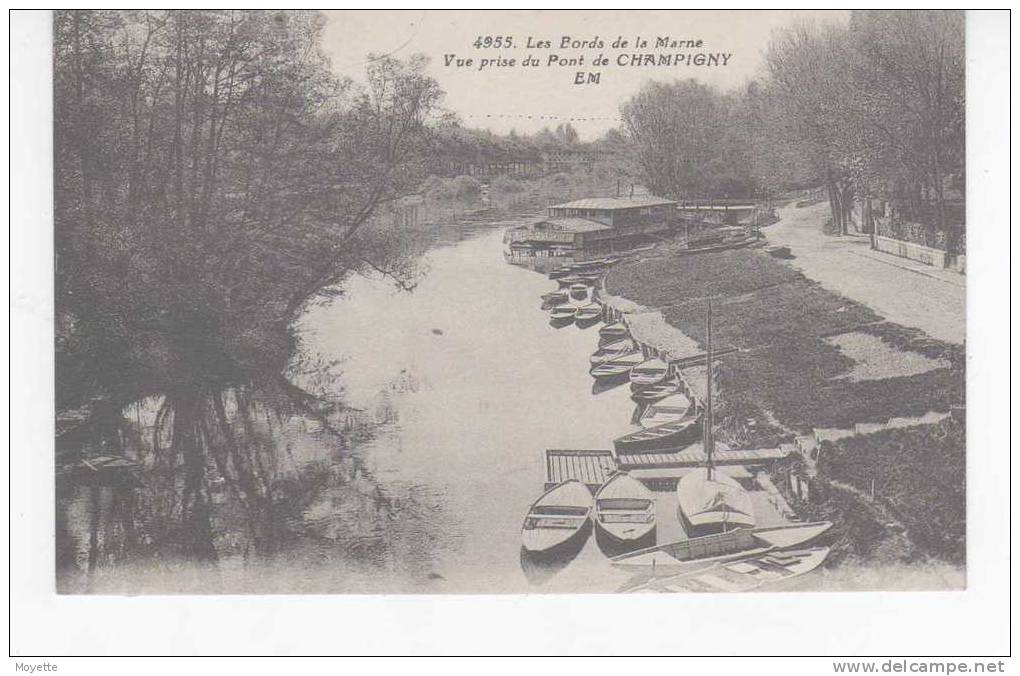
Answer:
[
  {"left": 602, "top": 238, "right": 966, "bottom": 571},
  {"left": 764, "top": 201, "right": 965, "bottom": 345}
]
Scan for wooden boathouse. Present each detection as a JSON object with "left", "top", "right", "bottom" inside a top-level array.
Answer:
[{"left": 505, "top": 195, "right": 677, "bottom": 261}]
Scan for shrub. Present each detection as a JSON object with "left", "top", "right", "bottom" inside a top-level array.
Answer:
[
  {"left": 451, "top": 174, "right": 482, "bottom": 198},
  {"left": 424, "top": 178, "right": 455, "bottom": 200},
  {"left": 419, "top": 174, "right": 446, "bottom": 195},
  {"left": 816, "top": 418, "right": 966, "bottom": 564},
  {"left": 490, "top": 175, "right": 525, "bottom": 193}
]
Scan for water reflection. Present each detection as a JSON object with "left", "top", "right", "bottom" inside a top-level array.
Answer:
[
  {"left": 593, "top": 522, "right": 655, "bottom": 560},
  {"left": 519, "top": 520, "right": 592, "bottom": 586},
  {"left": 57, "top": 215, "right": 644, "bottom": 593},
  {"left": 591, "top": 373, "right": 630, "bottom": 396}
]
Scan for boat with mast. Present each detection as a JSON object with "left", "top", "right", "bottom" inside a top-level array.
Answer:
[{"left": 676, "top": 301, "right": 756, "bottom": 536}]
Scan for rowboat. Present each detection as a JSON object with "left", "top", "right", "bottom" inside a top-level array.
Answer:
[
  {"left": 611, "top": 521, "right": 832, "bottom": 575},
  {"left": 626, "top": 546, "right": 832, "bottom": 593},
  {"left": 599, "top": 322, "right": 630, "bottom": 344},
  {"left": 521, "top": 480, "right": 593, "bottom": 554},
  {"left": 639, "top": 393, "right": 694, "bottom": 428},
  {"left": 540, "top": 289, "right": 569, "bottom": 308},
  {"left": 571, "top": 258, "right": 608, "bottom": 270},
  {"left": 556, "top": 275, "right": 586, "bottom": 288},
  {"left": 589, "top": 351, "right": 645, "bottom": 378},
  {"left": 593, "top": 473, "right": 656, "bottom": 545},
  {"left": 542, "top": 288, "right": 569, "bottom": 302},
  {"left": 590, "top": 338, "right": 635, "bottom": 365},
  {"left": 629, "top": 358, "right": 670, "bottom": 387},
  {"left": 549, "top": 303, "right": 577, "bottom": 325},
  {"left": 631, "top": 375, "right": 681, "bottom": 403},
  {"left": 548, "top": 267, "right": 573, "bottom": 280},
  {"left": 574, "top": 302, "right": 603, "bottom": 325},
  {"left": 569, "top": 283, "right": 589, "bottom": 301},
  {"left": 613, "top": 411, "right": 702, "bottom": 453},
  {"left": 575, "top": 273, "right": 602, "bottom": 285}
]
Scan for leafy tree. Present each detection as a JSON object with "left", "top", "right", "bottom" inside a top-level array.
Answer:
[
  {"left": 54, "top": 10, "right": 442, "bottom": 556},
  {"left": 842, "top": 11, "right": 965, "bottom": 238},
  {"left": 620, "top": 79, "right": 754, "bottom": 200},
  {"left": 754, "top": 12, "right": 964, "bottom": 242},
  {"left": 762, "top": 20, "right": 854, "bottom": 233}
]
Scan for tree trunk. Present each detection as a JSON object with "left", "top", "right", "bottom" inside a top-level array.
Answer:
[{"left": 826, "top": 176, "right": 840, "bottom": 234}]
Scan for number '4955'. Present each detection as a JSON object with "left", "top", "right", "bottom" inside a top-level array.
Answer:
[{"left": 474, "top": 36, "right": 513, "bottom": 49}]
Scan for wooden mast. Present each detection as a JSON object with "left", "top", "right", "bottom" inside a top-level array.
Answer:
[{"left": 704, "top": 300, "right": 714, "bottom": 481}]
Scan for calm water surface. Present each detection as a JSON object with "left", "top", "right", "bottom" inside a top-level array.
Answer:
[
  {"left": 295, "top": 229, "right": 637, "bottom": 592},
  {"left": 58, "top": 226, "right": 642, "bottom": 593}
]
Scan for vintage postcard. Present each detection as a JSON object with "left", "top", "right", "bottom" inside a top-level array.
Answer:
[{"left": 51, "top": 9, "right": 969, "bottom": 597}]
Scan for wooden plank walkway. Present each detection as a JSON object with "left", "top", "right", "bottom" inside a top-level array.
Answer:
[
  {"left": 616, "top": 446, "right": 790, "bottom": 471},
  {"left": 671, "top": 346, "right": 739, "bottom": 368},
  {"left": 545, "top": 449, "right": 617, "bottom": 491},
  {"left": 544, "top": 447, "right": 790, "bottom": 491}
]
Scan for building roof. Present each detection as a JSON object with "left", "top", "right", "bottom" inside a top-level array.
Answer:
[
  {"left": 549, "top": 196, "right": 678, "bottom": 211},
  {"left": 536, "top": 217, "right": 613, "bottom": 233}
]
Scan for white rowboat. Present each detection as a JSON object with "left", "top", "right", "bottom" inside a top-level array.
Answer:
[
  {"left": 593, "top": 472, "right": 656, "bottom": 544},
  {"left": 521, "top": 480, "right": 593, "bottom": 553}
]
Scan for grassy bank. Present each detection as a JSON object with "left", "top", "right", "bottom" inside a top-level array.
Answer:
[
  {"left": 605, "top": 247, "right": 965, "bottom": 443},
  {"left": 817, "top": 417, "right": 966, "bottom": 565},
  {"left": 604, "top": 244, "right": 966, "bottom": 567},
  {"left": 772, "top": 415, "right": 965, "bottom": 568}
]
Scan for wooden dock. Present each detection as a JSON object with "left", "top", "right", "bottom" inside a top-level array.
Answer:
[
  {"left": 616, "top": 446, "right": 790, "bottom": 471},
  {"left": 544, "top": 446, "right": 790, "bottom": 492},
  {"left": 544, "top": 449, "right": 617, "bottom": 491}
]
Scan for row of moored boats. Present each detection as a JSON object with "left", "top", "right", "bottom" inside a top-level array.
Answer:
[
  {"left": 525, "top": 279, "right": 832, "bottom": 591},
  {"left": 541, "top": 258, "right": 621, "bottom": 327}
]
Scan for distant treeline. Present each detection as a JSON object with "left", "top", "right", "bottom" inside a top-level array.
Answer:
[
  {"left": 425, "top": 122, "right": 621, "bottom": 179},
  {"left": 430, "top": 11, "right": 965, "bottom": 245},
  {"left": 618, "top": 10, "right": 965, "bottom": 240}
]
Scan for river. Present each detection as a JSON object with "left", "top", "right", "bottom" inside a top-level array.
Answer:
[
  {"left": 293, "top": 228, "right": 637, "bottom": 593},
  {"left": 57, "top": 222, "right": 642, "bottom": 594},
  {"left": 55, "top": 213, "right": 964, "bottom": 594}
]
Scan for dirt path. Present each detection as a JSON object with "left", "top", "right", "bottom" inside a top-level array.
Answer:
[{"left": 764, "top": 203, "right": 965, "bottom": 345}]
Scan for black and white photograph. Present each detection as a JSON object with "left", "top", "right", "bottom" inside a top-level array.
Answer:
[{"left": 8, "top": 6, "right": 1011, "bottom": 659}]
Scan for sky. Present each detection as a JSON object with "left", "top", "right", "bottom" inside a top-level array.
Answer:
[{"left": 320, "top": 10, "right": 847, "bottom": 140}]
